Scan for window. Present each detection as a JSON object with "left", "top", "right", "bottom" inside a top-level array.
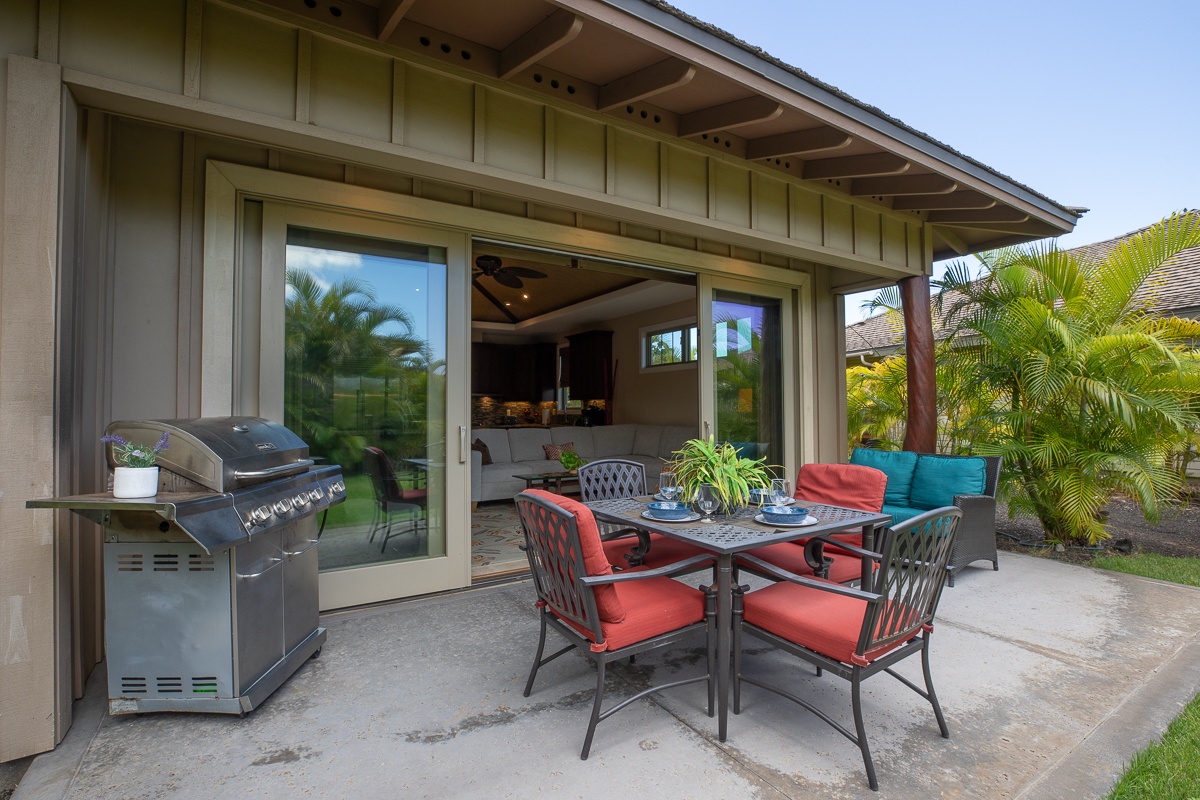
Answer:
[{"left": 643, "top": 321, "right": 698, "bottom": 368}]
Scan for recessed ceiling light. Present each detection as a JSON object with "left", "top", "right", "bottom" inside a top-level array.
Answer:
[{"left": 522, "top": 294, "right": 529, "bottom": 299}]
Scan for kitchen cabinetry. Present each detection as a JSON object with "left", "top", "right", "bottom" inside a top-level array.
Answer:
[
  {"left": 472, "top": 342, "right": 556, "bottom": 400},
  {"left": 566, "top": 330, "right": 613, "bottom": 402}
]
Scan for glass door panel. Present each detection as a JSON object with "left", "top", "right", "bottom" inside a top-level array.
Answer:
[
  {"left": 283, "top": 228, "right": 447, "bottom": 572},
  {"left": 259, "top": 205, "right": 471, "bottom": 609},
  {"left": 699, "top": 278, "right": 796, "bottom": 477}
]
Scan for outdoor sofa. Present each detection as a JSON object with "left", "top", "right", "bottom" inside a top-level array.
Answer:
[
  {"left": 470, "top": 424, "right": 694, "bottom": 504},
  {"left": 849, "top": 447, "right": 1001, "bottom": 586}
]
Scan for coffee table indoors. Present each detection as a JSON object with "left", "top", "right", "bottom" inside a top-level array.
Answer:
[
  {"left": 585, "top": 496, "right": 890, "bottom": 742},
  {"left": 514, "top": 471, "right": 580, "bottom": 494}
]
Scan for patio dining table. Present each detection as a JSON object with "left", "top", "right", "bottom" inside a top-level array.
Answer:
[{"left": 585, "top": 496, "right": 891, "bottom": 741}]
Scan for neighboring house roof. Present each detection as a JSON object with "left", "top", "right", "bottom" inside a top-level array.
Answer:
[{"left": 845, "top": 211, "right": 1200, "bottom": 360}]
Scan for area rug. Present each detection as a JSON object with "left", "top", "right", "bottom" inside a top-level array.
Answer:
[{"left": 471, "top": 501, "right": 528, "bottom": 579}]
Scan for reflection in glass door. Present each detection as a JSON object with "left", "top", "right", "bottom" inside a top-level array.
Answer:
[
  {"left": 283, "top": 228, "right": 447, "bottom": 576},
  {"left": 704, "top": 285, "right": 793, "bottom": 472}
]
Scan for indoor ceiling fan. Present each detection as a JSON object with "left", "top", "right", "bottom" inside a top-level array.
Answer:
[{"left": 473, "top": 255, "right": 547, "bottom": 289}]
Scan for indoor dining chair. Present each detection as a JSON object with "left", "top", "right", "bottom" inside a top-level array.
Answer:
[
  {"left": 733, "top": 506, "right": 961, "bottom": 791},
  {"left": 516, "top": 489, "right": 716, "bottom": 759}
]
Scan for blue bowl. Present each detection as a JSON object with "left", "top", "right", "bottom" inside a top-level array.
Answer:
[
  {"left": 647, "top": 501, "right": 691, "bottom": 521},
  {"left": 760, "top": 505, "right": 810, "bottom": 525},
  {"left": 748, "top": 488, "right": 769, "bottom": 506}
]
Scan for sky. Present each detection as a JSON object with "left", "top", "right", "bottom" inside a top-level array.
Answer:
[{"left": 669, "top": 0, "right": 1200, "bottom": 322}]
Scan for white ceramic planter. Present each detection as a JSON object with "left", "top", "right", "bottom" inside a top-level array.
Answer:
[{"left": 113, "top": 466, "right": 160, "bottom": 499}]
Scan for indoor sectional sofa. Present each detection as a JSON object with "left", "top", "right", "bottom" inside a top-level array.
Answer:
[
  {"left": 470, "top": 424, "right": 695, "bottom": 504},
  {"left": 849, "top": 447, "right": 1002, "bottom": 586}
]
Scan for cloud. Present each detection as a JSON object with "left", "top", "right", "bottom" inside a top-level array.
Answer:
[{"left": 286, "top": 246, "right": 365, "bottom": 275}]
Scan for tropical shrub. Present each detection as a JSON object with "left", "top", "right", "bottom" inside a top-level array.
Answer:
[{"left": 934, "top": 213, "right": 1200, "bottom": 544}]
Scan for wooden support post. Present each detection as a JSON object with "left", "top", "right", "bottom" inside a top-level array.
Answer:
[{"left": 900, "top": 275, "right": 937, "bottom": 453}]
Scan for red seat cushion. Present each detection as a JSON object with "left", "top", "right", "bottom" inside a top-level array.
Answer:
[
  {"left": 524, "top": 490, "right": 625, "bottom": 624},
  {"left": 563, "top": 576, "right": 706, "bottom": 652},
  {"left": 794, "top": 463, "right": 887, "bottom": 513},
  {"left": 745, "top": 541, "right": 866, "bottom": 584},
  {"left": 743, "top": 581, "right": 913, "bottom": 665}
]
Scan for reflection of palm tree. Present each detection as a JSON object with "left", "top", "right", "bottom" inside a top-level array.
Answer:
[
  {"left": 285, "top": 269, "right": 426, "bottom": 468},
  {"left": 713, "top": 312, "right": 763, "bottom": 446}
]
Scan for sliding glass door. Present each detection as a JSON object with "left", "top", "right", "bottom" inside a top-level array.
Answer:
[
  {"left": 698, "top": 276, "right": 797, "bottom": 476},
  {"left": 259, "top": 205, "right": 472, "bottom": 609}
]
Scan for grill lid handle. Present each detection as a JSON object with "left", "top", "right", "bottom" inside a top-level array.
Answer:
[{"left": 234, "top": 459, "right": 315, "bottom": 481}]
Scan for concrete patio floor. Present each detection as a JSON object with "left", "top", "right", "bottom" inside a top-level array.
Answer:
[{"left": 13, "top": 551, "right": 1200, "bottom": 799}]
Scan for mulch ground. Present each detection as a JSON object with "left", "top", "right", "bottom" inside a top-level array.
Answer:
[{"left": 995, "top": 491, "right": 1200, "bottom": 564}]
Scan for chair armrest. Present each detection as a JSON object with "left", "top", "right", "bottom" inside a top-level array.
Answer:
[
  {"left": 734, "top": 553, "right": 878, "bottom": 601},
  {"left": 581, "top": 553, "right": 716, "bottom": 584},
  {"left": 802, "top": 532, "right": 881, "bottom": 561}
]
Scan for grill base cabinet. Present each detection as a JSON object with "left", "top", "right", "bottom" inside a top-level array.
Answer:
[
  {"left": 104, "top": 521, "right": 324, "bottom": 715},
  {"left": 28, "top": 417, "right": 345, "bottom": 716}
]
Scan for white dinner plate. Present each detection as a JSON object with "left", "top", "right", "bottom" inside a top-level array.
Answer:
[
  {"left": 642, "top": 510, "right": 702, "bottom": 523},
  {"left": 754, "top": 512, "right": 819, "bottom": 527}
]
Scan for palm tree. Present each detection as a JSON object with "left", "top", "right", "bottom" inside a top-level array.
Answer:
[
  {"left": 936, "top": 212, "right": 1200, "bottom": 544},
  {"left": 284, "top": 269, "right": 427, "bottom": 469}
]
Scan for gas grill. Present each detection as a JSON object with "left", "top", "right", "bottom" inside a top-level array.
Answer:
[{"left": 28, "top": 417, "right": 345, "bottom": 715}]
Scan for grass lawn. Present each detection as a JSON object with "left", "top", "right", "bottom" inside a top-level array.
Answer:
[{"left": 1095, "top": 553, "right": 1200, "bottom": 798}]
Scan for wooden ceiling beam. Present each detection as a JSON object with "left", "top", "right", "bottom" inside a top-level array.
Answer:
[
  {"left": 598, "top": 58, "right": 695, "bottom": 111},
  {"left": 678, "top": 95, "right": 783, "bottom": 137},
  {"left": 928, "top": 208, "right": 1030, "bottom": 224},
  {"left": 892, "top": 191, "right": 996, "bottom": 211},
  {"left": 851, "top": 174, "right": 957, "bottom": 197},
  {"left": 499, "top": 9, "right": 584, "bottom": 80},
  {"left": 377, "top": 0, "right": 418, "bottom": 41},
  {"left": 933, "top": 226, "right": 970, "bottom": 256},
  {"left": 745, "top": 127, "right": 851, "bottom": 159},
  {"left": 803, "top": 153, "right": 910, "bottom": 180}
]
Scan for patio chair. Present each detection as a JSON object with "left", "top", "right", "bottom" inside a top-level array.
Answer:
[
  {"left": 576, "top": 458, "right": 709, "bottom": 571},
  {"left": 733, "top": 506, "right": 961, "bottom": 791},
  {"left": 742, "top": 462, "right": 888, "bottom": 584},
  {"left": 516, "top": 489, "right": 716, "bottom": 759},
  {"left": 363, "top": 446, "right": 428, "bottom": 554}
]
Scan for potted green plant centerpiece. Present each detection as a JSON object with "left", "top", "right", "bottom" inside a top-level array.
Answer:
[
  {"left": 667, "top": 436, "right": 773, "bottom": 515},
  {"left": 101, "top": 431, "right": 169, "bottom": 498}
]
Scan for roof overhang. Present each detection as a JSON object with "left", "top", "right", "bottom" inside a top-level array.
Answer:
[{"left": 248, "top": 0, "right": 1080, "bottom": 260}]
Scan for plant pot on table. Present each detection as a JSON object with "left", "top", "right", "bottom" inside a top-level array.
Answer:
[{"left": 112, "top": 466, "right": 160, "bottom": 499}]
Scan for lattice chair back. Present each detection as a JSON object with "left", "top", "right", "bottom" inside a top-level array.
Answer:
[
  {"left": 858, "top": 506, "right": 960, "bottom": 660},
  {"left": 577, "top": 458, "right": 647, "bottom": 501},
  {"left": 515, "top": 490, "right": 604, "bottom": 639}
]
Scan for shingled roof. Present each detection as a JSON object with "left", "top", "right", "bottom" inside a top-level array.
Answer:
[{"left": 845, "top": 211, "right": 1200, "bottom": 360}]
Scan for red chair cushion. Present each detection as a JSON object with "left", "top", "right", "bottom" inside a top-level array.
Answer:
[
  {"left": 524, "top": 490, "right": 625, "bottom": 624},
  {"left": 743, "top": 581, "right": 913, "bottom": 665},
  {"left": 562, "top": 576, "right": 705, "bottom": 652},
  {"left": 745, "top": 541, "right": 866, "bottom": 584},
  {"left": 794, "top": 463, "right": 887, "bottom": 513}
]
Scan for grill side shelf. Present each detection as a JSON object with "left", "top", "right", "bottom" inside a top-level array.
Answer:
[{"left": 27, "top": 492, "right": 249, "bottom": 554}]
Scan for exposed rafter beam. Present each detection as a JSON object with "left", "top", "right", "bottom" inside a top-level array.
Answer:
[
  {"left": 377, "top": 0, "right": 418, "bottom": 41},
  {"left": 892, "top": 191, "right": 996, "bottom": 211},
  {"left": 745, "top": 127, "right": 851, "bottom": 160},
  {"left": 499, "top": 9, "right": 584, "bottom": 80},
  {"left": 803, "top": 153, "right": 910, "bottom": 180},
  {"left": 678, "top": 95, "right": 783, "bottom": 137},
  {"left": 928, "top": 208, "right": 1030, "bottom": 224},
  {"left": 598, "top": 58, "right": 695, "bottom": 111},
  {"left": 851, "top": 174, "right": 957, "bottom": 197},
  {"left": 933, "top": 226, "right": 970, "bottom": 256}
]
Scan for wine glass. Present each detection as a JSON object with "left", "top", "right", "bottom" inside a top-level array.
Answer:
[
  {"left": 770, "top": 478, "right": 791, "bottom": 508},
  {"left": 696, "top": 483, "right": 718, "bottom": 523},
  {"left": 658, "top": 470, "right": 677, "bottom": 501}
]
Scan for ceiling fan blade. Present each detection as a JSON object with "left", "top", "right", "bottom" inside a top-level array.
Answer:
[
  {"left": 503, "top": 266, "right": 547, "bottom": 279},
  {"left": 493, "top": 271, "right": 524, "bottom": 289}
]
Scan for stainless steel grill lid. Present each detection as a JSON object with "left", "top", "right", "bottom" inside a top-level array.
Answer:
[{"left": 104, "top": 417, "right": 313, "bottom": 493}]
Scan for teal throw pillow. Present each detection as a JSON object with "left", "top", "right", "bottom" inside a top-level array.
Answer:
[
  {"left": 850, "top": 447, "right": 918, "bottom": 507},
  {"left": 909, "top": 455, "right": 986, "bottom": 510}
]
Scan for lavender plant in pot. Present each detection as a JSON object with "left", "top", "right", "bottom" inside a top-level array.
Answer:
[{"left": 102, "top": 431, "right": 169, "bottom": 498}]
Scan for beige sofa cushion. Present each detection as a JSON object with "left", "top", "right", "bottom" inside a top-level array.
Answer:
[
  {"left": 658, "top": 426, "right": 695, "bottom": 461},
  {"left": 473, "top": 428, "right": 513, "bottom": 464},
  {"left": 552, "top": 426, "right": 593, "bottom": 458},
  {"left": 508, "top": 428, "right": 554, "bottom": 462},
  {"left": 591, "top": 424, "right": 636, "bottom": 457}
]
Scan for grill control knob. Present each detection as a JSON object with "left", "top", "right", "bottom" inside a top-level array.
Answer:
[
  {"left": 247, "top": 506, "right": 272, "bottom": 526},
  {"left": 273, "top": 499, "right": 293, "bottom": 515},
  {"left": 308, "top": 489, "right": 323, "bottom": 502},
  {"left": 293, "top": 494, "right": 310, "bottom": 507},
  {"left": 330, "top": 481, "right": 345, "bottom": 494}
]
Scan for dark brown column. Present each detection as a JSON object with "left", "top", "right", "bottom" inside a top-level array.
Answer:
[{"left": 899, "top": 274, "right": 937, "bottom": 453}]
